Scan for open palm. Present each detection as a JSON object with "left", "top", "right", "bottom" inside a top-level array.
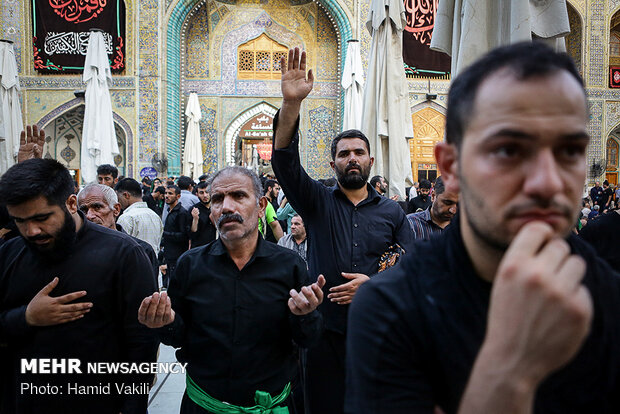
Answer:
[
  {"left": 17, "top": 125, "right": 45, "bottom": 162},
  {"left": 280, "top": 48, "right": 314, "bottom": 103}
]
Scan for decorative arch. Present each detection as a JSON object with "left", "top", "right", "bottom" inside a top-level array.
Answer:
[
  {"left": 224, "top": 102, "right": 278, "bottom": 165},
  {"left": 35, "top": 99, "right": 135, "bottom": 178},
  {"left": 164, "top": 0, "right": 352, "bottom": 174},
  {"left": 410, "top": 100, "right": 447, "bottom": 116},
  {"left": 409, "top": 107, "right": 446, "bottom": 183}
]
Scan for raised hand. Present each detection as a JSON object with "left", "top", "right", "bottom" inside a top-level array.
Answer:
[
  {"left": 288, "top": 275, "right": 326, "bottom": 316},
  {"left": 18, "top": 125, "right": 46, "bottom": 162},
  {"left": 25, "top": 277, "right": 93, "bottom": 326},
  {"left": 138, "top": 291, "right": 175, "bottom": 328},
  {"left": 280, "top": 47, "right": 314, "bottom": 104},
  {"left": 328, "top": 272, "right": 370, "bottom": 305}
]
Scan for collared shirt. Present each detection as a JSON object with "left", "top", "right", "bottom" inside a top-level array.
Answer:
[
  {"left": 158, "top": 236, "right": 322, "bottom": 407},
  {"left": 277, "top": 233, "right": 308, "bottom": 267},
  {"left": 189, "top": 202, "right": 217, "bottom": 248},
  {"left": 271, "top": 113, "right": 415, "bottom": 333},
  {"left": 346, "top": 214, "right": 620, "bottom": 413},
  {"left": 117, "top": 201, "right": 163, "bottom": 253},
  {"left": 407, "top": 208, "right": 444, "bottom": 241},
  {"left": 0, "top": 215, "right": 158, "bottom": 413},
  {"left": 179, "top": 190, "right": 199, "bottom": 211},
  {"left": 407, "top": 194, "right": 432, "bottom": 214},
  {"left": 117, "top": 223, "right": 159, "bottom": 286}
]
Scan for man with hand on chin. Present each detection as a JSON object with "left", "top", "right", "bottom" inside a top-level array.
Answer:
[
  {"left": 271, "top": 48, "right": 414, "bottom": 413},
  {"left": 346, "top": 42, "right": 620, "bottom": 414},
  {"left": 138, "top": 166, "right": 324, "bottom": 414}
]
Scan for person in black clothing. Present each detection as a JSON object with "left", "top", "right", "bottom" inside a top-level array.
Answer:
[
  {"left": 77, "top": 183, "right": 159, "bottom": 286},
  {"left": 347, "top": 42, "right": 620, "bottom": 413},
  {"left": 138, "top": 166, "right": 325, "bottom": 413},
  {"left": 189, "top": 181, "right": 217, "bottom": 248},
  {"left": 272, "top": 48, "right": 415, "bottom": 414},
  {"left": 161, "top": 185, "right": 189, "bottom": 287},
  {"left": 407, "top": 179, "right": 432, "bottom": 213},
  {"left": 579, "top": 209, "right": 620, "bottom": 270},
  {"left": 601, "top": 180, "right": 614, "bottom": 211},
  {"left": 0, "top": 158, "right": 158, "bottom": 414},
  {"left": 145, "top": 185, "right": 166, "bottom": 217}
]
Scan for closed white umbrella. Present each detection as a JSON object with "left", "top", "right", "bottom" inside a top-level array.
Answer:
[
  {"left": 342, "top": 40, "right": 364, "bottom": 131},
  {"left": 0, "top": 40, "right": 23, "bottom": 174},
  {"left": 81, "top": 30, "right": 118, "bottom": 183},
  {"left": 182, "top": 92, "right": 203, "bottom": 180},
  {"left": 431, "top": 0, "right": 570, "bottom": 76},
  {"left": 361, "top": 0, "right": 414, "bottom": 200}
]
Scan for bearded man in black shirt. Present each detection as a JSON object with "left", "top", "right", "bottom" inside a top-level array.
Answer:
[
  {"left": 138, "top": 166, "right": 325, "bottom": 413},
  {"left": 0, "top": 157, "right": 158, "bottom": 414},
  {"left": 347, "top": 43, "right": 620, "bottom": 413}
]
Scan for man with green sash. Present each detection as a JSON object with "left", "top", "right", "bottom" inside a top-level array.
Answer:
[{"left": 139, "top": 166, "right": 325, "bottom": 413}]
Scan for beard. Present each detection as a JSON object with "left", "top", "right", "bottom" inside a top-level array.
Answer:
[
  {"left": 23, "top": 209, "right": 77, "bottom": 263},
  {"left": 335, "top": 162, "right": 371, "bottom": 190}
]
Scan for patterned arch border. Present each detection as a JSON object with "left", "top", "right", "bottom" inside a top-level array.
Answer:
[
  {"left": 35, "top": 98, "right": 136, "bottom": 177},
  {"left": 224, "top": 102, "right": 278, "bottom": 165},
  {"left": 165, "top": 0, "right": 352, "bottom": 174}
]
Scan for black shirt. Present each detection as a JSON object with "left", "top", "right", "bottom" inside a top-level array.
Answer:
[
  {"left": 189, "top": 202, "right": 217, "bottom": 248},
  {"left": 579, "top": 211, "right": 620, "bottom": 270},
  {"left": 162, "top": 202, "right": 189, "bottom": 262},
  {"left": 271, "top": 114, "right": 415, "bottom": 333},
  {"left": 346, "top": 215, "right": 620, "bottom": 414},
  {"left": 407, "top": 194, "right": 432, "bottom": 214},
  {"left": 117, "top": 223, "right": 159, "bottom": 286},
  {"left": 0, "top": 216, "right": 158, "bottom": 414},
  {"left": 158, "top": 236, "right": 322, "bottom": 407}
]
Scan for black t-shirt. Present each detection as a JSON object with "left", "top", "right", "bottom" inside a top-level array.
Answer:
[
  {"left": 346, "top": 215, "right": 620, "bottom": 414},
  {"left": 189, "top": 202, "right": 216, "bottom": 248},
  {"left": 579, "top": 211, "right": 620, "bottom": 270},
  {"left": 407, "top": 195, "right": 432, "bottom": 214},
  {"left": 0, "top": 218, "right": 158, "bottom": 414}
]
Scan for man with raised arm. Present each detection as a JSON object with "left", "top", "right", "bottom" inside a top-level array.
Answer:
[
  {"left": 346, "top": 42, "right": 620, "bottom": 414},
  {"left": 271, "top": 48, "right": 415, "bottom": 414},
  {"left": 138, "top": 166, "right": 325, "bottom": 414}
]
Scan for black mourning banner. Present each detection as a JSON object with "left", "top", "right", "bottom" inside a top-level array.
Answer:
[
  {"left": 402, "top": 0, "right": 450, "bottom": 76},
  {"left": 610, "top": 67, "right": 620, "bottom": 88},
  {"left": 32, "top": 0, "right": 126, "bottom": 73}
]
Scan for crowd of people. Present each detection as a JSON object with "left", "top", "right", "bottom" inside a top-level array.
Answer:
[{"left": 0, "top": 42, "right": 619, "bottom": 414}]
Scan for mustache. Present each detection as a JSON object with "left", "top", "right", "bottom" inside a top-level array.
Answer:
[
  {"left": 345, "top": 163, "right": 362, "bottom": 173},
  {"left": 505, "top": 200, "right": 574, "bottom": 218},
  {"left": 217, "top": 213, "right": 244, "bottom": 229},
  {"left": 25, "top": 234, "right": 51, "bottom": 242}
]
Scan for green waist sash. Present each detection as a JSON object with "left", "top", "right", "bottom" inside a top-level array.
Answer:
[{"left": 186, "top": 374, "right": 290, "bottom": 414}]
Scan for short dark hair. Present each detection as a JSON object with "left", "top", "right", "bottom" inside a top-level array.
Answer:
[
  {"left": 97, "top": 164, "right": 118, "bottom": 179},
  {"left": 196, "top": 181, "right": 208, "bottom": 190},
  {"left": 141, "top": 177, "right": 151, "bottom": 185},
  {"left": 419, "top": 179, "right": 432, "bottom": 190},
  {"left": 166, "top": 185, "right": 181, "bottom": 195},
  {"left": 154, "top": 186, "right": 166, "bottom": 195},
  {"left": 0, "top": 159, "right": 74, "bottom": 207},
  {"left": 446, "top": 42, "right": 584, "bottom": 149},
  {"left": 177, "top": 176, "right": 194, "bottom": 190},
  {"left": 369, "top": 175, "right": 383, "bottom": 188},
  {"left": 330, "top": 129, "right": 371, "bottom": 160},
  {"left": 198, "top": 174, "right": 208, "bottom": 181},
  {"left": 115, "top": 178, "right": 143, "bottom": 198},
  {"left": 433, "top": 176, "right": 445, "bottom": 196},
  {"left": 264, "top": 179, "right": 278, "bottom": 194}
]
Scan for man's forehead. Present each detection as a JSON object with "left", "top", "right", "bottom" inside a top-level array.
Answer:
[
  {"left": 336, "top": 137, "right": 368, "bottom": 151},
  {"left": 211, "top": 173, "right": 253, "bottom": 193},
  {"left": 7, "top": 196, "right": 60, "bottom": 218}
]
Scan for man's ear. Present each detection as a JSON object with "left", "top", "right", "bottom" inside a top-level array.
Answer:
[
  {"left": 112, "top": 203, "right": 121, "bottom": 218},
  {"left": 65, "top": 194, "right": 78, "bottom": 214},
  {"left": 435, "top": 142, "right": 460, "bottom": 194},
  {"left": 258, "top": 196, "right": 268, "bottom": 219},
  {"left": 369, "top": 156, "right": 374, "bottom": 168},
  {"left": 329, "top": 160, "right": 336, "bottom": 172}
]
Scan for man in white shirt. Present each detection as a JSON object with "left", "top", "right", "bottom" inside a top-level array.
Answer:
[{"left": 115, "top": 178, "right": 163, "bottom": 253}]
